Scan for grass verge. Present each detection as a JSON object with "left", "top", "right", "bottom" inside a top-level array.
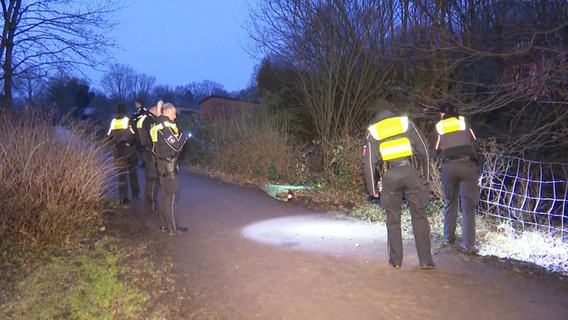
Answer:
[
  {"left": 1, "top": 238, "right": 146, "bottom": 319},
  {"left": 0, "top": 209, "right": 189, "bottom": 320}
]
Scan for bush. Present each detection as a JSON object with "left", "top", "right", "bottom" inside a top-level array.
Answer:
[
  {"left": 320, "top": 137, "right": 367, "bottom": 202},
  {"left": 198, "top": 109, "right": 295, "bottom": 182},
  {"left": 0, "top": 111, "right": 115, "bottom": 247}
]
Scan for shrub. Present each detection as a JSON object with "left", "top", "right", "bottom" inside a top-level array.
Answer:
[
  {"left": 322, "top": 136, "right": 367, "bottom": 202},
  {"left": 198, "top": 109, "right": 295, "bottom": 182},
  {"left": 0, "top": 111, "right": 115, "bottom": 247}
]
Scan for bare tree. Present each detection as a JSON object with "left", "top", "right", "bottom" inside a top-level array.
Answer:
[
  {"left": 100, "top": 63, "right": 136, "bottom": 103},
  {"left": 133, "top": 73, "right": 156, "bottom": 105},
  {"left": 249, "top": 0, "right": 398, "bottom": 168},
  {"left": 173, "top": 85, "right": 196, "bottom": 107},
  {"left": 185, "top": 80, "right": 227, "bottom": 102},
  {"left": 249, "top": 0, "right": 567, "bottom": 161},
  {"left": 0, "top": 0, "right": 121, "bottom": 111},
  {"left": 395, "top": 0, "right": 568, "bottom": 158},
  {"left": 152, "top": 84, "right": 176, "bottom": 103},
  {"left": 12, "top": 67, "right": 47, "bottom": 109}
]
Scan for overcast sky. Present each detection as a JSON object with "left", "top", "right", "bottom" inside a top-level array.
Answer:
[{"left": 92, "top": 0, "right": 258, "bottom": 93}]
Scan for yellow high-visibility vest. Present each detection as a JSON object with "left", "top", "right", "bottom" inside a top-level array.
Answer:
[
  {"left": 379, "top": 137, "right": 413, "bottom": 161},
  {"left": 367, "top": 116, "right": 413, "bottom": 161},
  {"left": 110, "top": 117, "right": 130, "bottom": 130},
  {"left": 150, "top": 121, "right": 178, "bottom": 143},
  {"left": 367, "top": 116, "right": 409, "bottom": 140},
  {"left": 436, "top": 116, "right": 466, "bottom": 135},
  {"left": 137, "top": 115, "right": 147, "bottom": 129}
]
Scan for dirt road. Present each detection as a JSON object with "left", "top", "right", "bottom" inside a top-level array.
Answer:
[{"left": 131, "top": 170, "right": 568, "bottom": 320}]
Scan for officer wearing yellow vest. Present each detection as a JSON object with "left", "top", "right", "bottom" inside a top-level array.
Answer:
[
  {"left": 107, "top": 102, "right": 140, "bottom": 204},
  {"left": 136, "top": 103, "right": 159, "bottom": 214},
  {"left": 362, "top": 99, "right": 435, "bottom": 270},
  {"left": 150, "top": 101, "right": 189, "bottom": 235},
  {"left": 131, "top": 99, "right": 149, "bottom": 129},
  {"left": 435, "top": 102, "right": 479, "bottom": 254},
  {"left": 131, "top": 99, "right": 150, "bottom": 167}
]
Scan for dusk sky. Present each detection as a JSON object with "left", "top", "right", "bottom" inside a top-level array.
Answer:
[{"left": 94, "top": 0, "right": 259, "bottom": 93}]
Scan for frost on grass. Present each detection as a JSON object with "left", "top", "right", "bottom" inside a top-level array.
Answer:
[{"left": 478, "top": 223, "right": 568, "bottom": 274}]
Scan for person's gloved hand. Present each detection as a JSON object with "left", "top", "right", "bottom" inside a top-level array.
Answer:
[{"left": 368, "top": 195, "right": 380, "bottom": 204}]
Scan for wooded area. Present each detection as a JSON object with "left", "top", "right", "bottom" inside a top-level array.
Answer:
[
  {"left": 1, "top": 0, "right": 566, "bottom": 163},
  {"left": 249, "top": 0, "right": 567, "bottom": 163}
]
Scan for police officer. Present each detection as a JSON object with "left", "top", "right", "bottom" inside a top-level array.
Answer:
[
  {"left": 131, "top": 99, "right": 149, "bottom": 167},
  {"left": 362, "top": 99, "right": 435, "bottom": 270},
  {"left": 151, "top": 102, "right": 189, "bottom": 234},
  {"left": 107, "top": 102, "right": 140, "bottom": 204},
  {"left": 434, "top": 102, "right": 479, "bottom": 254},
  {"left": 131, "top": 99, "right": 149, "bottom": 129},
  {"left": 136, "top": 103, "right": 159, "bottom": 214}
]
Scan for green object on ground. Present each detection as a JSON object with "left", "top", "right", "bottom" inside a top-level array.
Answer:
[{"left": 258, "top": 183, "right": 314, "bottom": 201}]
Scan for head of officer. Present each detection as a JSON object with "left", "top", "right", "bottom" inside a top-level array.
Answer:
[
  {"left": 439, "top": 102, "right": 459, "bottom": 119},
  {"left": 116, "top": 102, "right": 127, "bottom": 117},
  {"left": 371, "top": 98, "right": 399, "bottom": 123}
]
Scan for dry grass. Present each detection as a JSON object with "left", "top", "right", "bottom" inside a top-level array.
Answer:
[
  {"left": 199, "top": 110, "right": 295, "bottom": 182},
  {"left": 0, "top": 111, "right": 115, "bottom": 247}
]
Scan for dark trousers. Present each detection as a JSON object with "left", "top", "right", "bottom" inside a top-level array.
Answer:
[
  {"left": 380, "top": 165, "right": 433, "bottom": 267},
  {"left": 441, "top": 160, "right": 480, "bottom": 247},
  {"left": 142, "top": 150, "right": 159, "bottom": 214},
  {"left": 115, "top": 145, "right": 140, "bottom": 201},
  {"left": 156, "top": 159, "right": 180, "bottom": 232}
]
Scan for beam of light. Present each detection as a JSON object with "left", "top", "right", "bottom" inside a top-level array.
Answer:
[{"left": 241, "top": 214, "right": 386, "bottom": 258}]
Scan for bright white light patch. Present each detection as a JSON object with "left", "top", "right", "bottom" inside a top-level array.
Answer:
[{"left": 241, "top": 214, "right": 386, "bottom": 258}]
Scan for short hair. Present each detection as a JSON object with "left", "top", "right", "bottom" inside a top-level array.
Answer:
[
  {"left": 439, "top": 102, "right": 458, "bottom": 116},
  {"left": 117, "top": 102, "right": 127, "bottom": 115}
]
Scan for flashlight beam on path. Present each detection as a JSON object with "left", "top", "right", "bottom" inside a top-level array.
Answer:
[{"left": 241, "top": 214, "right": 387, "bottom": 259}]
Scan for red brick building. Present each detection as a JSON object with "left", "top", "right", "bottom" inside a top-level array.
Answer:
[{"left": 199, "top": 95, "right": 259, "bottom": 123}]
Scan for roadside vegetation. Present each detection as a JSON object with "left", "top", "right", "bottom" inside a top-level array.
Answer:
[
  {"left": 0, "top": 112, "right": 113, "bottom": 247},
  {"left": 0, "top": 112, "right": 188, "bottom": 319},
  {"left": 191, "top": 106, "right": 568, "bottom": 276},
  {"left": 2, "top": 237, "right": 145, "bottom": 319}
]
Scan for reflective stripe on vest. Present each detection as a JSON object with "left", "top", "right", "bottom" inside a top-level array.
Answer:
[
  {"left": 110, "top": 117, "right": 130, "bottom": 130},
  {"left": 367, "top": 116, "right": 409, "bottom": 140},
  {"left": 150, "top": 121, "right": 178, "bottom": 143},
  {"left": 379, "top": 137, "right": 413, "bottom": 161},
  {"left": 436, "top": 116, "right": 466, "bottom": 135},
  {"left": 137, "top": 114, "right": 148, "bottom": 129}
]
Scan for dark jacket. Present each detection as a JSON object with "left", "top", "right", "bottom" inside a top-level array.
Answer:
[
  {"left": 362, "top": 109, "right": 431, "bottom": 195},
  {"left": 152, "top": 115, "right": 188, "bottom": 160},
  {"left": 434, "top": 115, "right": 477, "bottom": 160},
  {"left": 107, "top": 115, "right": 136, "bottom": 146},
  {"left": 136, "top": 113, "right": 156, "bottom": 152},
  {"left": 131, "top": 107, "right": 149, "bottom": 130}
]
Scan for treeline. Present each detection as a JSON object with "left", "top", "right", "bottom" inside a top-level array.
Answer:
[
  {"left": 2, "top": 0, "right": 567, "bottom": 164},
  {"left": 248, "top": 0, "right": 568, "bottom": 164},
  {"left": 0, "top": 0, "right": 256, "bottom": 124},
  {"left": 8, "top": 67, "right": 257, "bottom": 124}
]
